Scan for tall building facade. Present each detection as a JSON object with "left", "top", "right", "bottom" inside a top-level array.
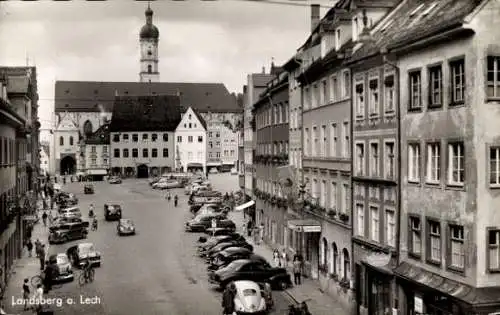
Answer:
[
  {"left": 175, "top": 107, "right": 208, "bottom": 173},
  {"left": 139, "top": 4, "right": 160, "bottom": 83}
]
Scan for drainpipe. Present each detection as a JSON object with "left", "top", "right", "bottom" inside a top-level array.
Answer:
[{"left": 382, "top": 49, "right": 402, "bottom": 313}]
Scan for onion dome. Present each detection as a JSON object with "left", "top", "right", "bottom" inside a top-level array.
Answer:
[{"left": 139, "top": 6, "right": 159, "bottom": 40}]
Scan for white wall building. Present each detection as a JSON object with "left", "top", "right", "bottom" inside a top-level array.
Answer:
[
  {"left": 220, "top": 125, "right": 238, "bottom": 168},
  {"left": 39, "top": 142, "right": 50, "bottom": 176},
  {"left": 175, "top": 107, "right": 207, "bottom": 174},
  {"left": 83, "top": 123, "right": 110, "bottom": 177},
  {"left": 54, "top": 112, "right": 81, "bottom": 175}
]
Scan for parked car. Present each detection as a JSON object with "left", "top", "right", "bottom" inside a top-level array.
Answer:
[
  {"left": 205, "top": 243, "right": 254, "bottom": 261},
  {"left": 198, "top": 233, "right": 246, "bottom": 248},
  {"left": 208, "top": 259, "right": 291, "bottom": 290},
  {"left": 48, "top": 221, "right": 89, "bottom": 244},
  {"left": 208, "top": 247, "right": 252, "bottom": 269},
  {"left": 104, "top": 204, "right": 122, "bottom": 221},
  {"left": 58, "top": 206, "right": 82, "bottom": 219},
  {"left": 185, "top": 213, "right": 231, "bottom": 232},
  {"left": 55, "top": 192, "right": 78, "bottom": 206},
  {"left": 230, "top": 168, "right": 238, "bottom": 175},
  {"left": 149, "top": 177, "right": 160, "bottom": 186},
  {"left": 117, "top": 218, "right": 136, "bottom": 236},
  {"left": 204, "top": 227, "right": 236, "bottom": 236},
  {"left": 208, "top": 253, "right": 269, "bottom": 272},
  {"left": 231, "top": 280, "right": 269, "bottom": 314},
  {"left": 66, "top": 242, "right": 101, "bottom": 268},
  {"left": 84, "top": 184, "right": 94, "bottom": 194},
  {"left": 153, "top": 179, "right": 183, "bottom": 190},
  {"left": 109, "top": 176, "right": 122, "bottom": 184},
  {"left": 51, "top": 217, "right": 83, "bottom": 226},
  {"left": 194, "top": 204, "right": 228, "bottom": 217},
  {"left": 48, "top": 253, "right": 74, "bottom": 282},
  {"left": 209, "top": 168, "right": 219, "bottom": 174}
]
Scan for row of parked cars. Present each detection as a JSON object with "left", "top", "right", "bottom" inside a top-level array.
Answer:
[{"left": 183, "top": 187, "right": 292, "bottom": 314}]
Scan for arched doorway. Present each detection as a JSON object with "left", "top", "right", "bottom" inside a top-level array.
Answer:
[
  {"left": 150, "top": 167, "right": 159, "bottom": 177},
  {"left": 60, "top": 156, "right": 76, "bottom": 175},
  {"left": 137, "top": 164, "right": 149, "bottom": 178},
  {"left": 125, "top": 167, "right": 134, "bottom": 177}
]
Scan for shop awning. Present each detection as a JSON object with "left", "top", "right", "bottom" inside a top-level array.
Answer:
[
  {"left": 287, "top": 219, "right": 321, "bottom": 233},
  {"left": 394, "top": 262, "right": 500, "bottom": 306},
  {"left": 207, "top": 162, "right": 222, "bottom": 166},
  {"left": 187, "top": 163, "right": 203, "bottom": 168},
  {"left": 234, "top": 200, "right": 255, "bottom": 211},
  {"left": 86, "top": 169, "right": 107, "bottom": 175}
]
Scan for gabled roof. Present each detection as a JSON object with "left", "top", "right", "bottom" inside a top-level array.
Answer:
[
  {"left": 109, "top": 94, "right": 182, "bottom": 132},
  {"left": 190, "top": 107, "right": 208, "bottom": 131},
  {"left": 54, "top": 81, "right": 239, "bottom": 113},
  {"left": 56, "top": 112, "right": 78, "bottom": 131},
  {"left": 85, "top": 123, "right": 110, "bottom": 145},
  {"left": 250, "top": 74, "right": 274, "bottom": 88},
  {"left": 349, "top": 0, "right": 481, "bottom": 63}
]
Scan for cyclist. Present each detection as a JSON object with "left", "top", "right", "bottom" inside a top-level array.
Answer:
[
  {"left": 88, "top": 204, "right": 95, "bottom": 218},
  {"left": 82, "top": 260, "right": 93, "bottom": 283}
]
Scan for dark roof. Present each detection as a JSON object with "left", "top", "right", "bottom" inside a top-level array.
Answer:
[
  {"left": 54, "top": 81, "right": 239, "bottom": 113},
  {"left": 85, "top": 123, "right": 110, "bottom": 145},
  {"left": 283, "top": 56, "right": 302, "bottom": 72},
  {"left": 349, "top": 0, "right": 481, "bottom": 63},
  {"left": 109, "top": 95, "right": 182, "bottom": 132},
  {"left": 251, "top": 74, "right": 274, "bottom": 88},
  {"left": 190, "top": 107, "right": 208, "bottom": 131}
]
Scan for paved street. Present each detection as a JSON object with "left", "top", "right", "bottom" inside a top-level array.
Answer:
[{"left": 4, "top": 174, "right": 291, "bottom": 315}]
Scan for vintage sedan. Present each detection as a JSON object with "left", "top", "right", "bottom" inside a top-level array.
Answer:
[
  {"left": 208, "top": 253, "right": 269, "bottom": 272},
  {"left": 204, "top": 227, "right": 236, "bottom": 236},
  {"left": 56, "top": 192, "right": 78, "bottom": 207},
  {"left": 205, "top": 243, "right": 254, "bottom": 262},
  {"left": 48, "top": 221, "right": 89, "bottom": 244},
  {"left": 185, "top": 213, "right": 226, "bottom": 232},
  {"left": 230, "top": 168, "right": 238, "bottom": 175},
  {"left": 66, "top": 242, "right": 101, "bottom": 268},
  {"left": 208, "top": 259, "right": 292, "bottom": 290},
  {"left": 104, "top": 204, "right": 122, "bottom": 221},
  {"left": 108, "top": 176, "right": 122, "bottom": 184},
  {"left": 84, "top": 184, "right": 94, "bottom": 194},
  {"left": 117, "top": 218, "right": 136, "bottom": 236},
  {"left": 198, "top": 234, "right": 246, "bottom": 253},
  {"left": 153, "top": 179, "right": 183, "bottom": 190},
  {"left": 208, "top": 247, "right": 252, "bottom": 270},
  {"left": 232, "top": 280, "right": 269, "bottom": 314},
  {"left": 48, "top": 253, "right": 74, "bottom": 282}
]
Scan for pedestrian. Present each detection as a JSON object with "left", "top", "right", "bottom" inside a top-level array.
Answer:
[
  {"left": 22, "top": 278, "right": 30, "bottom": 310},
  {"left": 273, "top": 249, "right": 281, "bottom": 267},
  {"left": 253, "top": 226, "right": 260, "bottom": 244},
  {"left": 43, "top": 261, "right": 55, "bottom": 293},
  {"left": 174, "top": 194, "right": 178, "bottom": 207},
  {"left": 259, "top": 223, "right": 264, "bottom": 244},
  {"left": 222, "top": 282, "right": 236, "bottom": 315},
  {"left": 88, "top": 204, "right": 95, "bottom": 218},
  {"left": 166, "top": 191, "right": 171, "bottom": 201},
  {"left": 35, "top": 239, "right": 41, "bottom": 258},
  {"left": 293, "top": 256, "right": 301, "bottom": 285},
  {"left": 281, "top": 249, "right": 288, "bottom": 269},
  {"left": 92, "top": 217, "right": 98, "bottom": 231},
  {"left": 246, "top": 220, "right": 253, "bottom": 238},
  {"left": 33, "top": 284, "right": 43, "bottom": 312},
  {"left": 26, "top": 223, "right": 32, "bottom": 240},
  {"left": 48, "top": 211, "right": 54, "bottom": 226},
  {"left": 42, "top": 197, "right": 48, "bottom": 211},
  {"left": 39, "top": 245, "right": 46, "bottom": 271},
  {"left": 26, "top": 239, "right": 33, "bottom": 257},
  {"left": 42, "top": 211, "right": 47, "bottom": 226}
]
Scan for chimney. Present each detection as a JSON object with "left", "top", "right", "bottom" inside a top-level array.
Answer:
[{"left": 311, "top": 4, "right": 320, "bottom": 32}]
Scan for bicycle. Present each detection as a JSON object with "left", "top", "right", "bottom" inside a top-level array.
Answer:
[
  {"left": 287, "top": 298, "right": 312, "bottom": 315},
  {"left": 78, "top": 266, "right": 95, "bottom": 287},
  {"left": 30, "top": 274, "right": 62, "bottom": 291}
]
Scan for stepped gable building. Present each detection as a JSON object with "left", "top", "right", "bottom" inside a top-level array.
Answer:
[
  {"left": 83, "top": 123, "right": 111, "bottom": 179},
  {"left": 109, "top": 94, "right": 181, "bottom": 178}
]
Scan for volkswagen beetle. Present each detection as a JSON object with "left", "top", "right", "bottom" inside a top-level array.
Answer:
[{"left": 231, "top": 280, "right": 269, "bottom": 314}]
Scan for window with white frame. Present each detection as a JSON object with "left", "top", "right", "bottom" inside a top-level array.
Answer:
[
  {"left": 429, "top": 65, "right": 443, "bottom": 107},
  {"left": 342, "top": 184, "right": 349, "bottom": 214},
  {"left": 450, "top": 59, "right": 465, "bottom": 104},
  {"left": 312, "top": 84, "right": 319, "bottom": 108},
  {"left": 426, "top": 142, "right": 441, "bottom": 183},
  {"left": 321, "top": 125, "right": 326, "bottom": 157},
  {"left": 330, "top": 182, "right": 337, "bottom": 209},
  {"left": 448, "top": 225, "right": 465, "bottom": 269},
  {"left": 321, "top": 80, "right": 327, "bottom": 105},
  {"left": 428, "top": 220, "right": 441, "bottom": 263},
  {"left": 409, "top": 216, "right": 421, "bottom": 256},
  {"left": 368, "top": 79, "right": 379, "bottom": 116},
  {"left": 448, "top": 142, "right": 464, "bottom": 185},
  {"left": 487, "top": 56, "right": 500, "bottom": 98},
  {"left": 488, "top": 230, "right": 500, "bottom": 271},
  {"left": 408, "top": 143, "right": 421, "bottom": 182},
  {"left": 355, "top": 82, "right": 365, "bottom": 118},
  {"left": 356, "top": 142, "right": 365, "bottom": 176},
  {"left": 385, "top": 210, "right": 396, "bottom": 247},
  {"left": 343, "top": 71, "right": 350, "bottom": 98},
  {"left": 369, "top": 142, "right": 379, "bottom": 177},
  {"left": 384, "top": 141, "right": 395, "bottom": 179},
  {"left": 356, "top": 204, "right": 364, "bottom": 237},
  {"left": 304, "top": 128, "right": 310, "bottom": 156},
  {"left": 409, "top": 71, "right": 422, "bottom": 111},
  {"left": 313, "top": 126, "right": 318, "bottom": 156},
  {"left": 343, "top": 122, "right": 350, "bottom": 158},
  {"left": 490, "top": 147, "right": 500, "bottom": 187},
  {"left": 330, "top": 123, "right": 337, "bottom": 158},
  {"left": 321, "top": 180, "right": 327, "bottom": 207},
  {"left": 384, "top": 75, "right": 395, "bottom": 113},
  {"left": 370, "top": 206, "right": 379, "bottom": 242}
]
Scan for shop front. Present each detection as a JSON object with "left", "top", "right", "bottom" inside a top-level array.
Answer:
[
  {"left": 287, "top": 219, "right": 321, "bottom": 279},
  {"left": 395, "top": 262, "right": 500, "bottom": 315}
]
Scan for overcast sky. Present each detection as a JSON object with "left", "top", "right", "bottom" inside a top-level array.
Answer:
[{"left": 0, "top": 0, "right": 332, "bottom": 135}]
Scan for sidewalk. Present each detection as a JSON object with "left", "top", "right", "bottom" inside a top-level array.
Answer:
[
  {"left": 2, "top": 206, "right": 54, "bottom": 314},
  {"left": 228, "top": 210, "right": 350, "bottom": 315}
]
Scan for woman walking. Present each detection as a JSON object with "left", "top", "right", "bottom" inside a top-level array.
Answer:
[{"left": 293, "top": 256, "right": 302, "bottom": 285}]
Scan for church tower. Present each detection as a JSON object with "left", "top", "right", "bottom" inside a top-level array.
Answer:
[{"left": 139, "top": 3, "right": 160, "bottom": 82}]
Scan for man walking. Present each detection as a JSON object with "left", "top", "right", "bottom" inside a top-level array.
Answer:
[
  {"left": 26, "top": 239, "right": 33, "bottom": 257},
  {"left": 39, "top": 244, "right": 46, "bottom": 271},
  {"left": 293, "top": 256, "right": 302, "bottom": 285}
]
